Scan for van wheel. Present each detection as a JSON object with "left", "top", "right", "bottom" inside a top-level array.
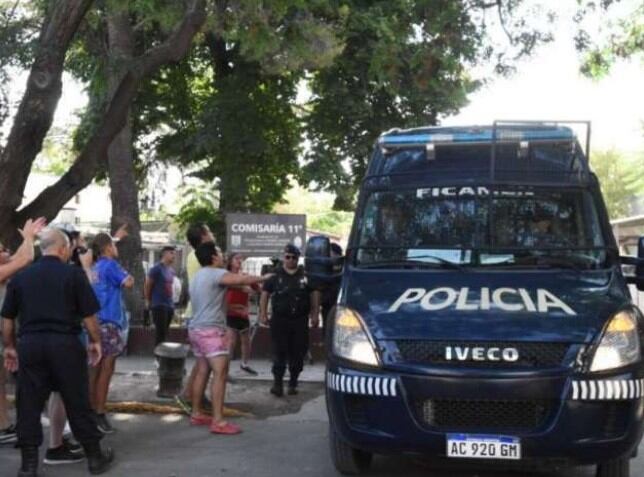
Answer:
[
  {"left": 596, "top": 457, "right": 629, "bottom": 477},
  {"left": 329, "top": 425, "right": 373, "bottom": 475}
]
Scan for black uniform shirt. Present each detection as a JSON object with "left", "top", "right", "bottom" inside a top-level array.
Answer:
[
  {"left": 263, "top": 266, "right": 313, "bottom": 319},
  {"left": 1, "top": 256, "right": 100, "bottom": 336}
]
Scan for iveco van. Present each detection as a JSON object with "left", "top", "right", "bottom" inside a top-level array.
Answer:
[{"left": 306, "top": 122, "right": 644, "bottom": 476}]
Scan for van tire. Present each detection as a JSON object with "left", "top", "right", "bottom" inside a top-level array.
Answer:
[
  {"left": 329, "top": 426, "right": 372, "bottom": 475},
  {"left": 596, "top": 457, "right": 629, "bottom": 477}
]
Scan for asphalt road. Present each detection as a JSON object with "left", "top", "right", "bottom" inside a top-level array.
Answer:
[{"left": 2, "top": 394, "right": 643, "bottom": 477}]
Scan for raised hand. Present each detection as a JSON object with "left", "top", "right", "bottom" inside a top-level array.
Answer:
[{"left": 18, "top": 217, "right": 47, "bottom": 241}]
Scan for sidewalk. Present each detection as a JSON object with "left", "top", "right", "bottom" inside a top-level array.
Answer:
[
  {"left": 108, "top": 356, "right": 326, "bottom": 414},
  {"left": 116, "top": 355, "right": 325, "bottom": 383}
]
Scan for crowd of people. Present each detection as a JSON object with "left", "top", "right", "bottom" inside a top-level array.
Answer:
[{"left": 1, "top": 219, "right": 341, "bottom": 476}]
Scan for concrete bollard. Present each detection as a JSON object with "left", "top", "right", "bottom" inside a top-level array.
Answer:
[{"left": 154, "top": 342, "right": 189, "bottom": 398}]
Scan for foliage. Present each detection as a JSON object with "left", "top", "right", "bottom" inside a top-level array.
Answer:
[
  {"left": 156, "top": 49, "right": 302, "bottom": 215},
  {"left": 173, "top": 183, "right": 223, "bottom": 241},
  {"left": 274, "top": 184, "right": 353, "bottom": 238},
  {"left": 575, "top": 1, "right": 644, "bottom": 78},
  {"left": 32, "top": 127, "right": 75, "bottom": 175},
  {"left": 0, "top": 0, "right": 567, "bottom": 235},
  {"left": 303, "top": 0, "right": 556, "bottom": 209},
  {"left": 0, "top": 1, "right": 41, "bottom": 148},
  {"left": 591, "top": 149, "right": 644, "bottom": 219}
]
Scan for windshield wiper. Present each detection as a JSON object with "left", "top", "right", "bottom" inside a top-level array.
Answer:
[{"left": 358, "top": 257, "right": 464, "bottom": 270}]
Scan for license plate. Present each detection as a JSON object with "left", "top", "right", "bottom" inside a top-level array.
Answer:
[{"left": 446, "top": 434, "right": 521, "bottom": 460}]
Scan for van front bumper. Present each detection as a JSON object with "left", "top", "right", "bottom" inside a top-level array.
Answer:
[{"left": 326, "top": 366, "right": 644, "bottom": 466}]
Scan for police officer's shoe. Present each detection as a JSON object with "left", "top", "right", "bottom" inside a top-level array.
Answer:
[
  {"left": 270, "top": 383, "right": 284, "bottom": 397},
  {"left": 287, "top": 385, "right": 298, "bottom": 395},
  {"left": 84, "top": 442, "right": 115, "bottom": 475},
  {"left": 18, "top": 446, "right": 41, "bottom": 477}
]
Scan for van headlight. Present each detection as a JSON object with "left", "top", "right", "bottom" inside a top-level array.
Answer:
[
  {"left": 590, "top": 310, "right": 641, "bottom": 372},
  {"left": 332, "top": 307, "right": 380, "bottom": 366}
]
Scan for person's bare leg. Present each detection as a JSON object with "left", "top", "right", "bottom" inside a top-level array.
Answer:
[
  {"left": 0, "top": 368, "right": 10, "bottom": 429},
  {"left": 48, "top": 393, "right": 67, "bottom": 448},
  {"left": 227, "top": 329, "right": 237, "bottom": 359},
  {"left": 240, "top": 331, "right": 251, "bottom": 366},
  {"left": 208, "top": 356, "right": 229, "bottom": 423},
  {"left": 190, "top": 358, "right": 209, "bottom": 417},
  {"left": 94, "top": 356, "right": 116, "bottom": 414}
]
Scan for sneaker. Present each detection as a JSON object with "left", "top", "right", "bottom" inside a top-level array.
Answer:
[
  {"left": 240, "top": 364, "right": 258, "bottom": 376},
  {"left": 63, "top": 436, "right": 84, "bottom": 455},
  {"left": 87, "top": 446, "right": 115, "bottom": 475},
  {"left": 0, "top": 424, "right": 17, "bottom": 444},
  {"left": 96, "top": 414, "right": 115, "bottom": 435},
  {"left": 44, "top": 444, "right": 85, "bottom": 465}
]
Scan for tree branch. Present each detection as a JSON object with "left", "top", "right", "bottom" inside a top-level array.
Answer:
[
  {"left": 496, "top": 0, "right": 515, "bottom": 45},
  {"left": 17, "top": 0, "right": 207, "bottom": 223},
  {"left": 0, "top": 0, "right": 93, "bottom": 215}
]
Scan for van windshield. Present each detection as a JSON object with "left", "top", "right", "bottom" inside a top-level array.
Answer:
[{"left": 355, "top": 187, "right": 608, "bottom": 269}]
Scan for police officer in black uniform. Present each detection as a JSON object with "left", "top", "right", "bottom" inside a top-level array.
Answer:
[
  {"left": 260, "top": 244, "right": 320, "bottom": 397},
  {"left": 1, "top": 229, "right": 114, "bottom": 476}
]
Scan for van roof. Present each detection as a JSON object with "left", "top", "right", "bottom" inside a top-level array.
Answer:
[
  {"left": 379, "top": 125, "right": 575, "bottom": 146},
  {"left": 366, "top": 124, "right": 592, "bottom": 187}
]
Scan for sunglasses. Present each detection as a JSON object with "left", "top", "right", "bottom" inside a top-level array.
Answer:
[{"left": 284, "top": 254, "right": 298, "bottom": 260}]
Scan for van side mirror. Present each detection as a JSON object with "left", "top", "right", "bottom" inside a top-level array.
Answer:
[
  {"left": 622, "top": 236, "right": 644, "bottom": 292},
  {"left": 305, "top": 236, "right": 344, "bottom": 289}
]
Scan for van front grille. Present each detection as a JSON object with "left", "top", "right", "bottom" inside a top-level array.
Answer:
[{"left": 396, "top": 340, "right": 570, "bottom": 368}]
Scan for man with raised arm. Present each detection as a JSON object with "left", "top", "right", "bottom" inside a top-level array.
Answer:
[{"left": 2, "top": 228, "right": 114, "bottom": 476}]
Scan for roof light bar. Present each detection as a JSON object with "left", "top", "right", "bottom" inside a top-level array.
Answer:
[{"left": 378, "top": 128, "right": 575, "bottom": 147}]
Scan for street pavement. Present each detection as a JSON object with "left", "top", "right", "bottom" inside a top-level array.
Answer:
[{"left": 2, "top": 357, "right": 644, "bottom": 476}]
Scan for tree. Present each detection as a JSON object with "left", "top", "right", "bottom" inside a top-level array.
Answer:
[
  {"left": 149, "top": 2, "right": 346, "bottom": 241},
  {"left": 152, "top": 0, "right": 556, "bottom": 223},
  {"left": 0, "top": 0, "right": 207, "bottom": 249},
  {"left": 591, "top": 149, "right": 644, "bottom": 219},
  {"left": 0, "top": 0, "right": 94, "bottom": 245},
  {"left": 575, "top": 1, "right": 644, "bottom": 77},
  {"left": 303, "top": 0, "right": 556, "bottom": 209}
]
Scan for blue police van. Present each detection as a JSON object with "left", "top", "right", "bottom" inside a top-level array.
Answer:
[{"left": 306, "top": 122, "right": 644, "bottom": 476}]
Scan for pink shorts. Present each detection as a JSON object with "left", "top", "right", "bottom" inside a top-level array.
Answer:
[{"left": 188, "top": 327, "right": 229, "bottom": 358}]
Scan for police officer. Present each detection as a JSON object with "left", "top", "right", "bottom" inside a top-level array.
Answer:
[
  {"left": 260, "top": 244, "right": 320, "bottom": 397},
  {"left": 1, "top": 229, "right": 114, "bottom": 476}
]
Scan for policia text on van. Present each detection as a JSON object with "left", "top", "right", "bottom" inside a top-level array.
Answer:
[{"left": 305, "top": 122, "right": 644, "bottom": 477}]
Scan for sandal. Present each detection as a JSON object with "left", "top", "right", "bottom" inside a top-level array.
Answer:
[
  {"left": 210, "top": 421, "right": 242, "bottom": 435},
  {"left": 190, "top": 414, "right": 212, "bottom": 426}
]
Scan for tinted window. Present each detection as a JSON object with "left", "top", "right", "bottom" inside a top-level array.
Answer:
[{"left": 356, "top": 187, "right": 607, "bottom": 268}]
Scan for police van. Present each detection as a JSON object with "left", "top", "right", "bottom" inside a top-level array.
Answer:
[{"left": 306, "top": 122, "right": 644, "bottom": 476}]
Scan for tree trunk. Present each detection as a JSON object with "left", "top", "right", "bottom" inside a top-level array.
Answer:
[
  {"left": 205, "top": 31, "right": 251, "bottom": 245},
  {"left": 106, "top": 8, "right": 146, "bottom": 324},
  {"left": 0, "top": 0, "right": 93, "bottom": 247},
  {"left": 2, "top": 0, "right": 207, "bottom": 249}
]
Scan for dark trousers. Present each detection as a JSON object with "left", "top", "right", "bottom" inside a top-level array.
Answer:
[
  {"left": 16, "top": 333, "right": 102, "bottom": 447},
  {"left": 270, "top": 317, "right": 309, "bottom": 386},
  {"left": 152, "top": 306, "right": 174, "bottom": 345},
  {"left": 321, "top": 302, "right": 334, "bottom": 336}
]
